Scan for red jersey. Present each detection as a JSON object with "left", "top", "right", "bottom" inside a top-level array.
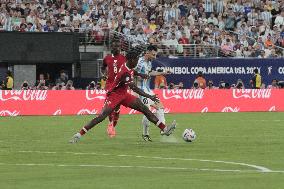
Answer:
[
  {"left": 108, "top": 63, "right": 134, "bottom": 95},
  {"left": 179, "top": 37, "right": 189, "bottom": 44},
  {"left": 103, "top": 54, "right": 126, "bottom": 90}
]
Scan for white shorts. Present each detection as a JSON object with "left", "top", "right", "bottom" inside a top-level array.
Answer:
[{"left": 139, "top": 88, "right": 155, "bottom": 108}]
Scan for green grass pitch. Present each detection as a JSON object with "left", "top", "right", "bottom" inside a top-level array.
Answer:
[{"left": 0, "top": 113, "right": 284, "bottom": 189}]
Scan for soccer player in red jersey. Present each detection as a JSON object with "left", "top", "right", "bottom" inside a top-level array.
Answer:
[
  {"left": 69, "top": 50, "right": 176, "bottom": 143},
  {"left": 102, "top": 40, "right": 126, "bottom": 137}
]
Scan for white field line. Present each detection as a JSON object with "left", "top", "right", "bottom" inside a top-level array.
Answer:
[
  {"left": 0, "top": 162, "right": 284, "bottom": 173},
  {"left": 256, "top": 120, "right": 284, "bottom": 122},
  {"left": 16, "top": 150, "right": 274, "bottom": 173}
]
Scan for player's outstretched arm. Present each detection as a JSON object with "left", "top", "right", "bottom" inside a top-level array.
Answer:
[
  {"left": 149, "top": 70, "right": 171, "bottom": 76},
  {"left": 133, "top": 70, "right": 149, "bottom": 79},
  {"left": 129, "top": 83, "right": 159, "bottom": 102}
]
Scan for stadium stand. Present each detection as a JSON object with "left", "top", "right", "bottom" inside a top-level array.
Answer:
[
  {"left": 0, "top": 0, "right": 283, "bottom": 57},
  {"left": 1, "top": 0, "right": 284, "bottom": 89}
]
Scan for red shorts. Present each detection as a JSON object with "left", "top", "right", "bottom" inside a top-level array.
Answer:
[{"left": 105, "top": 92, "right": 137, "bottom": 109}]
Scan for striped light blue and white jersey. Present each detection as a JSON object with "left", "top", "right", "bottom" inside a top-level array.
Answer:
[
  {"left": 204, "top": 0, "right": 214, "bottom": 13},
  {"left": 215, "top": 0, "right": 224, "bottom": 13},
  {"left": 135, "top": 56, "right": 152, "bottom": 93}
]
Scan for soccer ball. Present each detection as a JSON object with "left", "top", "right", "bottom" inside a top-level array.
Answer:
[{"left": 182, "top": 128, "right": 196, "bottom": 142}]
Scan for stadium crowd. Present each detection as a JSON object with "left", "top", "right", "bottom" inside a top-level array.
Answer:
[
  {"left": 0, "top": 0, "right": 284, "bottom": 57},
  {"left": 1, "top": 0, "right": 284, "bottom": 90},
  {"left": 1, "top": 68, "right": 284, "bottom": 90}
]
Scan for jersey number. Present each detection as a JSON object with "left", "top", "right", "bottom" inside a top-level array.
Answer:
[{"left": 114, "top": 66, "right": 118, "bottom": 74}]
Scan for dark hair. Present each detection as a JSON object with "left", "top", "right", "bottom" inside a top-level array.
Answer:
[
  {"left": 146, "top": 45, "right": 157, "bottom": 52},
  {"left": 89, "top": 82, "right": 95, "bottom": 88},
  {"left": 197, "top": 71, "right": 203, "bottom": 77},
  {"left": 126, "top": 49, "right": 141, "bottom": 60},
  {"left": 7, "top": 70, "right": 12, "bottom": 77},
  {"left": 254, "top": 68, "right": 259, "bottom": 74}
]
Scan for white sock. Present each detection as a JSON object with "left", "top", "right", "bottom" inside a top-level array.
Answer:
[
  {"left": 156, "top": 108, "right": 165, "bottom": 124},
  {"left": 142, "top": 115, "right": 150, "bottom": 135}
]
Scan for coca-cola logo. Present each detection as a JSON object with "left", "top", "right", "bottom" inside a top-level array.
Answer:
[
  {"left": 201, "top": 107, "right": 209, "bottom": 113},
  {"left": 268, "top": 106, "right": 276, "bottom": 112},
  {"left": 0, "top": 90, "right": 47, "bottom": 101},
  {"left": 0, "top": 110, "right": 20, "bottom": 116},
  {"left": 53, "top": 109, "right": 62, "bottom": 116},
  {"left": 233, "top": 89, "right": 272, "bottom": 99},
  {"left": 86, "top": 90, "right": 106, "bottom": 100},
  {"left": 162, "top": 89, "right": 204, "bottom": 100},
  {"left": 77, "top": 108, "right": 98, "bottom": 115},
  {"left": 221, "top": 107, "right": 240, "bottom": 112},
  {"left": 129, "top": 108, "right": 171, "bottom": 114}
]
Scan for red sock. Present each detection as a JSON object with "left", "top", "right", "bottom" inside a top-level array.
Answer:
[
  {"left": 108, "top": 114, "right": 113, "bottom": 124},
  {"left": 79, "top": 126, "right": 88, "bottom": 136},
  {"left": 156, "top": 121, "right": 166, "bottom": 131},
  {"left": 113, "top": 112, "right": 120, "bottom": 127}
]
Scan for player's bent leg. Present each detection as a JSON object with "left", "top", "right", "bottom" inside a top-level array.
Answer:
[
  {"left": 140, "top": 96, "right": 154, "bottom": 141},
  {"left": 151, "top": 101, "right": 166, "bottom": 124},
  {"left": 124, "top": 97, "right": 176, "bottom": 136},
  {"left": 108, "top": 106, "right": 120, "bottom": 126},
  {"left": 84, "top": 106, "right": 113, "bottom": 131},
  {"left": 127, "top": 98, "right": 159, "bottom": 124},
  {"left": 112, "top": 106, "right": 121, "bottom": 127},
  {"left": 142, "top": 115, "right": 152, "bottom": 141},
  {"left": 70, "top": 105, "right": 113, "bottom": 143},
  {"left": 107, "top": 105, "right": 120, "bottom": 138}
]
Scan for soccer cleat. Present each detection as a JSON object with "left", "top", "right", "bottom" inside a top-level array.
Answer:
[
  {"left": 107, "top": 123, "right": 116, "bottom": 138},
  {"left": 161, "top": 120, "right": 177, "bottom": 136},
  {"left": 142, "top": 135, "right": 152, "bottom": 142},
  {"left": 69, "top": 133, "right": 81, "bottom": 143}
]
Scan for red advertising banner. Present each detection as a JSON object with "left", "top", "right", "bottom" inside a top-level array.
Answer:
[{"left": 0, "top": 89, "right": 283, "bottom": 116}]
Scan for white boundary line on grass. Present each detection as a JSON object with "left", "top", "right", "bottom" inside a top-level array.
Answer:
[
  {"left": 0, "top": 162, "right": 264, "bottom": 173},
  {"left": 0, "top": 162, "right": 284, "bottom": 173},
  {"left": 14, "top": 150, "right": 279, "bottom": 173}
]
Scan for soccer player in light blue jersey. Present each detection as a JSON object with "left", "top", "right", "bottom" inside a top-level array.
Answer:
[{"left": 135, "top": 45, "right": 170, "bottom": 141}]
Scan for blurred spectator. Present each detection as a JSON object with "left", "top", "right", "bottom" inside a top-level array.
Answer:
[
  {"left": 192, "top": 81, "right": 199, "bottom": 89},
  {"left": 56, "top": 70, "right": 68, "bottom": 84},
  {"left": 52, "top": 82, "right": 65, "bottom": 90},
  {"left": 154, "top": 69, "right": 167, "bottom": 89},
  {"left": 164, "top": 33, "right": 179, "bottom": 55},
  {"left": 21, "top": 81, "right": 31, "bottom": 90},
  {"left": 268, "top": 48, "right": 278, "bottom": 58},
  {"left": 235, "top": 79, "right": 245, "bottom": 89},
  {"left": 274, "top": 10, "right": 284, "bottom": 26},
  {"left": 35, "top": 73, "right": 49, "bottom": 89},
  {"left": 175, "top": 82, "right": 184, "bottom": 89},
  {"left": 219, "top": 80, "right": 225, "bottom": 89},
  {"left": 267, "top": 79, "right": 279, "bottom": 89},
  {"left": 86, "top": 81, "right": 96, "bottom": 90},
  {"left": 0, "top": 80, "right": 3, "bottom": 90},
  {"left": 3, "top": 70, "right": 14, "bottom": 90},
  {"left": 218, "top": 80, "right": 230, "bottom": 89},
  {"left": 98, "top": 76, "right": 106, "bottom": 90},
  {"left": 194, "top": 71, "right": 206, "bottom": 89},
  {"left": 235, "top": 45, "right": 245, "bottom": 58},
  {"left": 258, "top": 50, "right": 266, "bottom": 58},
  {"left": 62, "top": 80, "right": 75, "bottom": 90},
  {"left": 178, "top": 32, "right": 189, "bottom": 56},
  {"left": 0, "top": 0, "right": 283, "bottom": 59},
  {"left": 250, "top": 68, "right": 262, "bottom": 89},
  {"left": 221, "top": 38, "right": 233, "bottom": 55},
  {"left": 206, "top": 80, "right": 216, "bottom": 89},
  {"left": 37, "top": 82, "right": 49, "bottom": 90}
]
